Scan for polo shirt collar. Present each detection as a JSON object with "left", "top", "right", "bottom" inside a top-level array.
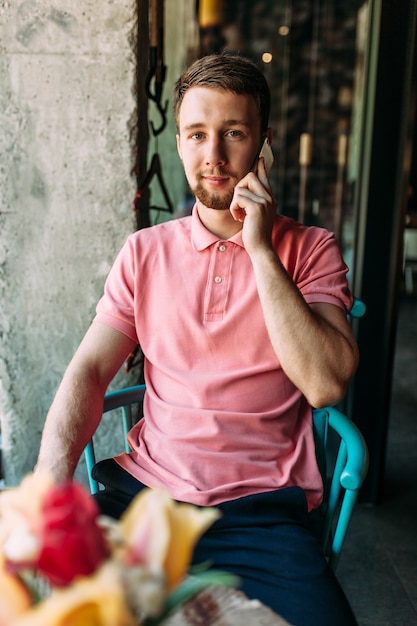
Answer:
[{"left": 191, "top": 205, "right": 245, "bottom": 250}]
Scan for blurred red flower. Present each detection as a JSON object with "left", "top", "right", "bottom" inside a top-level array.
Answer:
[{"left": 36, "top": 482, "right": 109, "bottom": 587}]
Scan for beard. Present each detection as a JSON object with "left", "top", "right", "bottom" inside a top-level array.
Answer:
[
  {"left": 191, "top": 169, "right": 238, "bottom": 210},
  {"left": 192, "top": 183, "right": 234, "bottom": 210}
]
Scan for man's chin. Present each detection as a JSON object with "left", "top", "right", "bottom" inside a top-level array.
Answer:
[{"left": 194, "top": 186, "right": 233, "bottom": 210}]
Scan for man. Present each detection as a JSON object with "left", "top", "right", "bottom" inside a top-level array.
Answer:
[{"left": 36, "top": 54, "right": 359, "bottom": 625}]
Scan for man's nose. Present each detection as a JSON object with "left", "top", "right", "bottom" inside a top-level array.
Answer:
[{"left": 205, "top": 137, "right": 227, "bottom": 167}]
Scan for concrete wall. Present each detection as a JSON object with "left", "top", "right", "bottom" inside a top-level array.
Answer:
[{"left": 0, "top": 0, "right": 195, "bottom": 486}]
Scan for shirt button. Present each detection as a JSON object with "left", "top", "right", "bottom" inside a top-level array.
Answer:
[
  {"left": 214, "top": 276, "right": 222, "bottom": 283},
  {"left": 219, "top": 244, "right": 226, "bottom": 252}
]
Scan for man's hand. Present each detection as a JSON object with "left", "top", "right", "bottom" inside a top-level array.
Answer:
[{"left": 229, "top": 157, "right": 278, "bottom": 255}]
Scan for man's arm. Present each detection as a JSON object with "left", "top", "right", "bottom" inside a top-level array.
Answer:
[
  {"left": 248, "top": 248, "right": 358, "bottom": 407},
  {"left": 230, "top": 159, "right": 359, "bottom": 408},
  {"left": 36, "top": 323, "right": 137, "bottom": 482}
]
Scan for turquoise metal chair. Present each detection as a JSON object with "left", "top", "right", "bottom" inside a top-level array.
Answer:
[{"left": 84, "top": 298, "right": 368, "bottom": 572}]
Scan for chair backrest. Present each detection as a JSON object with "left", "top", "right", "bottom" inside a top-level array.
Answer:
[
  {"left": 84, "top": 385, "right": 368, "bottom": 572},
  {"left": 84, "top": 384, "right": 146, "bottom": 495}
]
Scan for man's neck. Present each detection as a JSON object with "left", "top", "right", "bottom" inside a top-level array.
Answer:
[{"left": 196, "top": 203, "right": 243, "bottom": 240}]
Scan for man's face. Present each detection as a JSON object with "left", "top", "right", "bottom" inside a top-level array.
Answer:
[{"left": 176, "top": 87, "right": 262, "bottom": 210}]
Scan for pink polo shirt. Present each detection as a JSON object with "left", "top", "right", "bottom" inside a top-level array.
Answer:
[{"left": 94, "top": 208, "right": 353, "bottom": 510}]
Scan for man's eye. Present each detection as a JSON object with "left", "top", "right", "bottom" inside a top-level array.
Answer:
[
  {"left": 191, "top": 133, "right": 204, "bottom": 140},
  {"left": 227, "top": 130, "right": 243, "bottom": 138}
]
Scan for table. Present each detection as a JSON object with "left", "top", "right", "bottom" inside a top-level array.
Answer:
[{"left": 161, "top": 585, "right": 292, "bottom": 625}]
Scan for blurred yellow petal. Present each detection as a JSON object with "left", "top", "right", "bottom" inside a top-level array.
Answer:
[
  {"left": 119, "top": 488, "right": 220, "bottom": 590},
  {"left": 10, "top": 563, "right": 137, "bottom": 626},
  {"left": 0, "top": 554, "right": 32, "bottom": 625},
  {"left": 163, "top": 503, "right": 220, "bottom": 590},
  {"left": 119, "top": 489, "right": 171, "bottom": 571}
]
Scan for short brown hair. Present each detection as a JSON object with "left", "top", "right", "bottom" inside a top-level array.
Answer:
[{"left": 173, "top": 54, "right": 270, "bottom": 133}]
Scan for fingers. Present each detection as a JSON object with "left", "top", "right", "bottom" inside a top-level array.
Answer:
[
  {"left": 229, "top": 161, "right": 274, "bottom": 222},
  {"left": 229, "top": 163, "right": 277, "bottom": 255},
  {"left": 229, "top": 185, "right": 269, "bottom": 222}
]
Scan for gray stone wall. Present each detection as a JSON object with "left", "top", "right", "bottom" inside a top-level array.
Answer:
[{"left": 0, "top": 0, "right": 194, "bottom": 486}]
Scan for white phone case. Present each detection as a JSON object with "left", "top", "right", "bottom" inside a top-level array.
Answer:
[{"left": 258, "top": 138, "right": 274, "bottom": 175}]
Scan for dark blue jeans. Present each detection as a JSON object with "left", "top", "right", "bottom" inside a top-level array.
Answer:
[{"left": 92, "top": 459, "right": 357, "bottom": 626}]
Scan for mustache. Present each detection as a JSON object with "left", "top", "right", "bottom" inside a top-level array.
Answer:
[{"left": 199, "top": 168, "right": 238, "bottom": 178}]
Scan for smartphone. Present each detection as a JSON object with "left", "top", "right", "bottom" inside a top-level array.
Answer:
[{"left": 255, "top": 138, "right": 274, "bottom": 176}]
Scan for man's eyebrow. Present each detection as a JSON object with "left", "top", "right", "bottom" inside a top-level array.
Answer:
[{"left": 181, "top": 119, "right": 251, "bottom": 131}]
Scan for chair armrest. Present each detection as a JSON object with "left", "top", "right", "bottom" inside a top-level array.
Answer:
[
  {"left": 326, "top": 406, "right": 369, "bottom": 490},
  {"left": 103, "top": 384, "right": 146, "bottom": 412}
]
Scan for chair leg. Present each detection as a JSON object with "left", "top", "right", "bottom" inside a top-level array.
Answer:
[{"left": 328, "top": 490, "right": 359, "bottom": 572}]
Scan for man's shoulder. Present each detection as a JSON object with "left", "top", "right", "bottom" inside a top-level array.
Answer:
[
  {"left": 129, "top": 215, "right": 192, "bottom": 243},
  {"left": 273, "top": 213, "right": 332, "bottom": 244}
]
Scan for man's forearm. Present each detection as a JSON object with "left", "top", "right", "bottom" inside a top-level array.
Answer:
[{"left": 35, "top": 368, "right": 106, "bottom": 482}]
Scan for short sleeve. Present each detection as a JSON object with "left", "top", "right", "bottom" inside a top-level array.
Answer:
[
  {"left": 94, "top": 236, "right": 139, "bottom": 343},
  {"left": 274, "top": 217, "right": 353, "bottom": 313}
]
